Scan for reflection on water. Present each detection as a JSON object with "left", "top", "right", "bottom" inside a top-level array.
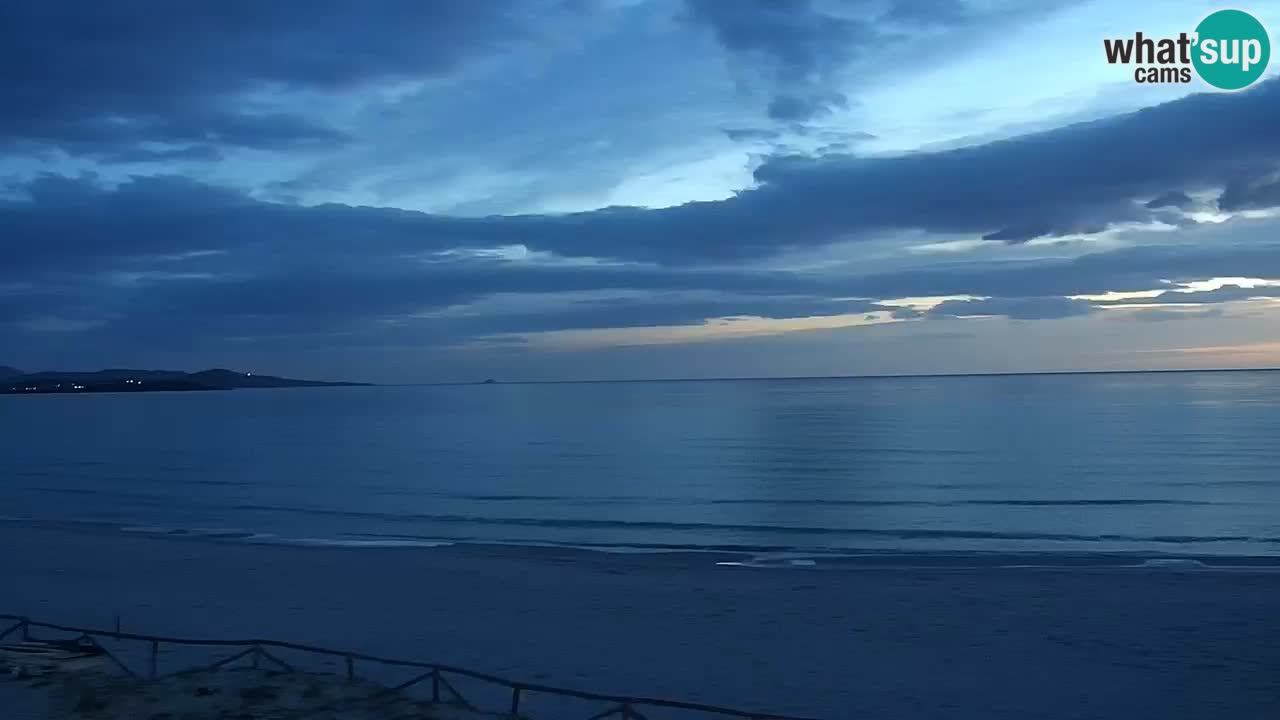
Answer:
[{"left": 1, "top": 371, "right": 1278, "bottom": 556}]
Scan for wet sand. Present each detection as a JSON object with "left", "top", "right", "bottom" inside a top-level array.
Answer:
[{"left": 1, "top": 525, "right": 1278, "bottom": 719}]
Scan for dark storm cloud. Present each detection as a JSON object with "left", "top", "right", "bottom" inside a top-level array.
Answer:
[{"left": 0, "top": 1, "right": 570, "bottom": 160}]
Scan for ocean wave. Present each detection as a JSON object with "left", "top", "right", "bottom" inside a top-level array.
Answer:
[
  {"left": 121, "top": 525, "right": 261, "bottom": 540},
  {"left": 222, "top": 492, "right": 1227, "bottom": 507},
  {"left": 228, "top": 504, "right": 1280, "bottom": 545},
  {"left": 708, "top": 498, "right": 1216, "bottom": 507},
  {"left": 8, "top": 517, "right": 1279, "bottom": 568},
  {"left": 1138, "top": 558, "right": 1207, "bottom": 569},
  {"left": 258, "top": 537, "right": 454, "bottom": 549},
  {"left": 15, "top": 484, "right": 1242, "bottom": 510}
]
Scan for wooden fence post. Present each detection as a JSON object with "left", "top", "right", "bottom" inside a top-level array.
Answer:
[{"left": 0, "top": 616, "right": 823, "bottom": 720}]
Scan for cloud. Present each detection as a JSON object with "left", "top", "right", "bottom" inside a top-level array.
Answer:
[
  {"left": 928, "top": 296, "right": 1096, "bottom": 320},
  {"left": 850, "top": 237, "right": 1280, "bottom": 299},
  {"left": 434, "top": 295, "right": 883, "bottom": 338},
  {"left": 8, "top": 183, "right": 1280, "bottom": 360},
  {"left": 1145, "top": 191, "right": 1195, "bottom": 210},
  {"left": 1218, "top": 173, "right": 1280, "bottom": 212},
  {"left": 0, "top": 172, "right": 899, "bottom": 344},
  {"left": 105, "top": 263, "right": 875, "bottom": 328},
  {"left": 1127, "top": 307, "right": 1225, "bottom": 322},
  {"left": 9, "top": 77, "right": 1280, "bottom": 270},
  {"left": 683, "top": 0, "right": 869, "bottom": 121},
  {"left": 480, "top": 78, "right": 1280, "bottom": 259},
  {"left": 0, "top": 1, "right": 578, "bottom": 160},
  {"left": 767, "top": 92, "right": 851, "bottom": 122},
  {"left": 737, "top": 78, "right": 1280, "bottom": 249},
  {"left": 882, "top": 0, "right": 971, "bottom": 25},
  {"left": 722, "top": 128, "right": 784, "bottom": 142},
  {"left": 1094, "top": 284, "right": 1280, "bottom": 306},
  {"left": 683, "top": 0, "right": 1071, "bottom": 123},
  {"left": 980, "top": 224, "right": 1054, "bottom": 244},
  {"left": 7, "top": 74, "right": 1280, "bottom": 367},
  {"left": 6, "top": 181, "right": 1280, "bottom": 361}
]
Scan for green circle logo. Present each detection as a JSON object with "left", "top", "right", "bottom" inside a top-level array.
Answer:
[{"left": 1192, "top": 10, "right": 1270, "bottom": 90}]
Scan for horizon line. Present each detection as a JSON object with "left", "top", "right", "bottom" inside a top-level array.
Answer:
[{"left": 397, "top": 366, "right": 1280, "bottom": 387}]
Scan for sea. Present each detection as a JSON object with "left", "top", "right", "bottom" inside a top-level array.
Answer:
[{"left": 3, "top": 370, "right": 1279, "bottom": 563}]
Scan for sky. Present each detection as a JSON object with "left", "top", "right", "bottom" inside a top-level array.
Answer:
[{"left": 4, "top": 0, "right": 1280, "bottom": 383}]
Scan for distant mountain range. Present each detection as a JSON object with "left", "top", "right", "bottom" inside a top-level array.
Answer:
[{"left": 0, "top": 367, "right": 369, "bottom": 395}]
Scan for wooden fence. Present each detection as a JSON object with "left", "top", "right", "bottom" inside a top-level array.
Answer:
[{"left": 0, "top": 614, "right": 821, "bottom": 720}]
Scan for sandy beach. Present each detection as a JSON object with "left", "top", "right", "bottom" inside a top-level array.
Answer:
[{"left": 1, "top": 525, "right": 1277, "bottom": 719}]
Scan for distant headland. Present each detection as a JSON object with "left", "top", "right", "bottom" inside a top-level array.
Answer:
[{"left": 0, "top": 367, "right": 369, "bottom": 395}]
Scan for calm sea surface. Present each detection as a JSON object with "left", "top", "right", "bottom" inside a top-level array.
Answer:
[{"left": 3, "top": 372, "right": 1279, "bottom": 559}]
